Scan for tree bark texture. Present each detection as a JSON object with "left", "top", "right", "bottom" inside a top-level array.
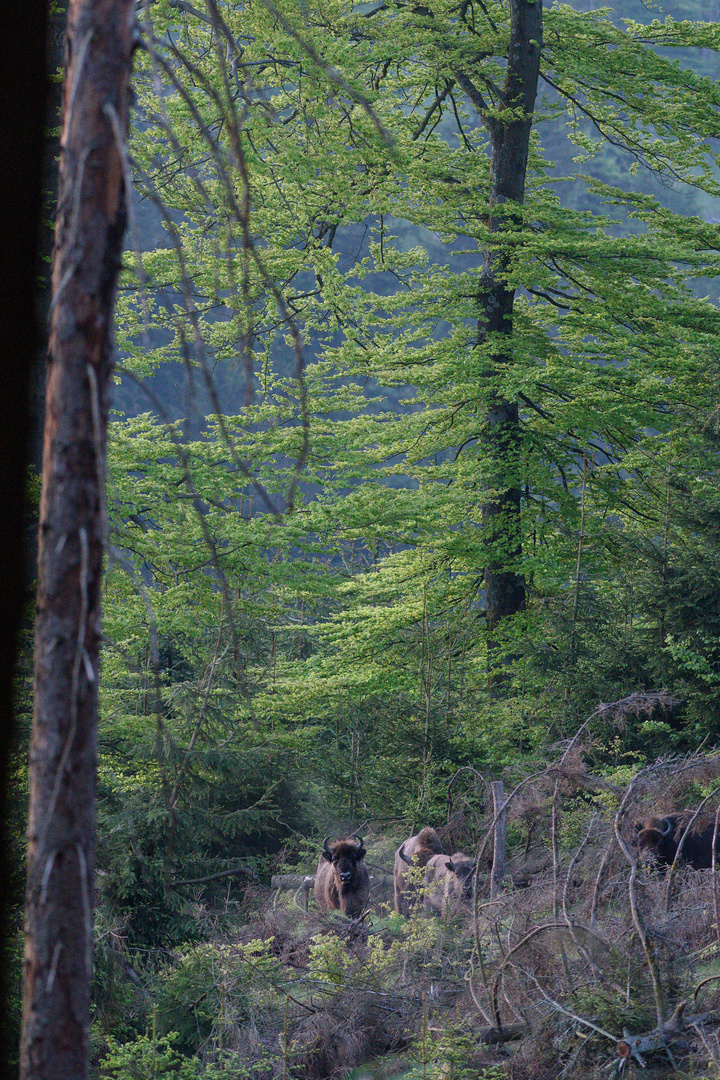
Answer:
[
  {"left": 21, "top": 3, "right": 134, "bottom": 1077},
  {"left": 478, "top": 0, "right": 542, "bottom": 632}
]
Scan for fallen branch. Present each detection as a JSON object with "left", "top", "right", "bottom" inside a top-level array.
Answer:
[
  {"left": 614, "top": 776, "right": 667, "bottom": 1026},
  {"left": 293, "top": 876, "right": 315, "bottom": 912},
  {"left": 513, "top": 964, "right": 618, "bottom": 1044},
  {"left": 694, "top": 975, "right": 720, "bottom": 1004},
  {"left": 616, "top": 1002, "right": 687, "bottom": 1070},
  {"left": 479, "top": 1024, "right": 527, "bottom": 1045},
  {"left": 177, "top": 863, "right": 258, "bottom": 886},
  {"left": 613, "top": 1003, "right": 720, "bottom": 1075}
]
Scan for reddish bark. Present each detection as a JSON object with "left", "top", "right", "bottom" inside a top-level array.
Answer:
[{"left": 21, "top": 2, "right": 135, "bottom": 1077}]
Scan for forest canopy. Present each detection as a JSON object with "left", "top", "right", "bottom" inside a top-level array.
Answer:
[{"left": 108, "top": 0, "right": 720, "bottom": 807}]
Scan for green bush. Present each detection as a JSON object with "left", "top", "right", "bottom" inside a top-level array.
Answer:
[
  {"left": 100, "top": 1032, "right": 204, "bottom": 1080},
  {"left": 152, "top": 940, "right": 282, "bottom": 1054}
]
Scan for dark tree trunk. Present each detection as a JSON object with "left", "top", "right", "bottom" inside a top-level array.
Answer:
[
  {"left": 30, "top": 3, "right": 71, "bottom": 473},
  {"left": 21, "top": 2, "right": 134, "bottom": 1077},
  {"left": 477, "top": 0, "right": 542, "bottom": 634}
]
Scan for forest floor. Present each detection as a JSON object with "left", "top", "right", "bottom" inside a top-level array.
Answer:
[{"left": 96, "top": 799, "right": 720, "bottom": 1080}]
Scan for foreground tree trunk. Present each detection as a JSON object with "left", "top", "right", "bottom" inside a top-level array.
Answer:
[
  {"left": 472, "top": 0, "right": 542, "bottom": 635},
  {"left": 21, "top": 3, "right": 134, "bottom": 1077}
]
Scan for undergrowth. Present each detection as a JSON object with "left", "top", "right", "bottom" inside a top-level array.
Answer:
[{"left": 93, "top": 735, "right": 720, "bottom": 1080}]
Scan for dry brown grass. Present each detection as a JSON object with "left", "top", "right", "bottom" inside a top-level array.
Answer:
[
  {"left": 119, "top": 700, "right": 720, "bottom": 1080},
  {"left": 233, "top": 742, "right": 720, "bottom": 1079}
]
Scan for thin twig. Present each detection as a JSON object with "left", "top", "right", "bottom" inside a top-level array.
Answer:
[{"left": 614, "top": 776, "right": 667, "bottom": 1025}]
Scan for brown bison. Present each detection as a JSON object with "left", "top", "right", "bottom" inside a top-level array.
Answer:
[
  {"left": 635, "top": 814, "right": 720, "bottom": 870},
  {"left": 423, "top": 851, "right": 477, "bottom": 915},
  {"left": 314, "top": 835, "right": 370, "bottom": 918},
  {"left": 394, "top": 827, "right": 444, "bottom": 915}
]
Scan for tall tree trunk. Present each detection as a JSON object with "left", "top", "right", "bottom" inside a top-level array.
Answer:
[
  {"left": 475, "top": 0, "right": 542, "bottom": 635},
  {"left": 30, "top": 2, "right": 71, "bottom": 472},
  {"left": 21, "top": 3, "right": 134, "bottom": 1077}
]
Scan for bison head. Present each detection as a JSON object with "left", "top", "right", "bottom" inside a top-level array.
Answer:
[
  {"left": 322, "top": 834, "right": 366, "bottom": 884},
  {"left": 635, "top": 816, "right": 678, "bottom": 867},
  {"left": 445, "top": 856, "right": 476, "bottom": 903}
]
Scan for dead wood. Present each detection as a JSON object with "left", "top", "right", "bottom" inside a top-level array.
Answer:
[
  {"left": 177, "top": 863, "right": 258, "bottom": 886},
  {"left": 479, "top": 1023, "right": 527, "bottom": 1044},
  {"left": 615, "top": 1003, "right": 720, "bottom": 1071},
  {"left": 614, "top": 776, "right": 668, "bottom": 1026},
  {"left": 272, "top": 874, "right": 316, "bottom": 890}
]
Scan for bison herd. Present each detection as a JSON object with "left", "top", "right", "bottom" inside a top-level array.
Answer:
[
  {"left": 311, "top": 811, "right": 720, "bottom": 921},
  {"left": 393, "top": 827, "right": 477, "bottom": 916},
  {"left": 314, "top": 826, "right": 479, "bottom": 919}
]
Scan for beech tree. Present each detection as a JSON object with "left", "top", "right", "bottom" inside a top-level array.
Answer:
[
  {"left": 474, "top": 0, "right": 542, "bottom": 632},
  {"left": 95, "top": 0, "right": 720, "bottom": 838},
  {"left": 21, "top": 2, "right": 134, "bottom": 1076}
]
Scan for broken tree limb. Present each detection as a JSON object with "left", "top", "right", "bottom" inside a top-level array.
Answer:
[
  {"left": 271, "top": 874, "right": 314, "bottom": 891},
  {"left": 617, "top": 1002, "right": 687, "bottom": 1069},
  {"left": 614, "top": 777, "right": 668, "bottom": 1025},
  {"left": 293, "top": 876, "right": 314, "bottom": 912},
  {"left": 479, "top": 1024, "right": 527, "bottom": 1045},
  {"left": 177, "top": 863, "right": 258, "bottom": 886},
  {"left": 614, "top": 1003, "right": 720, "bottom": 1075}
]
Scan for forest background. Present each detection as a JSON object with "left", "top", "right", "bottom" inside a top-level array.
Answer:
[{"left": 9, "top": 0, "right": 720, "bottom": 1075}]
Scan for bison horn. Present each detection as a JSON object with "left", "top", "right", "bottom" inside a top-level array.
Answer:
[
  {"left": 660, "top": 818, "right": 673, "bottom": 836},
  {"left": 399, "top": 844, "right": 412, "bottom": 865},
  {"left": 322, "top": 835, "right": 333, "bottom": 854},
  {"left": 351, "top": 834, "right": 364, "bottom": 848}
]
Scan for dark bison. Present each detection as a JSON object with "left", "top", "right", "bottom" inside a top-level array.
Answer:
[
  {"left": 635, "top": 813, "right": 720, "bottom": 870},
  {"left": 423, "top": 851, "right": 476, "bottom": 915},
  {"left": 394, "top": 827, "right": 444, "bottom": 915},
  {"left": 314, "top": 835, "right": 370, "bottom": 918},
  {"left": 505, "top": 847, "right": 552, "bottom": 888}
]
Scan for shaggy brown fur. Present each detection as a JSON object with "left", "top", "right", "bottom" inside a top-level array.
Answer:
[
  {"left": 393, "top": 827, "right": 444, "bottom": 915},
  {"left": 314, "top": 836, "right": 369, "bottom": 918},
  {"left": 635, "top": 812, "right": 720, "bottom": 870},
  {"left": 423, "top": 851, "right": 476, "bottom": 915}
]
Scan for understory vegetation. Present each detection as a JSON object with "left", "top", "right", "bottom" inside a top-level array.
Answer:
[{"left": 88, "top": 719, "right": 720, "bottom": 1080}]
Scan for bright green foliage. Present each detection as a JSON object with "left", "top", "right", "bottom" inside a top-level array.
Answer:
[
  {"left": 105, "top": 0, "right": 720, "bottom": 867},
  {"left": 100, "top": 1031, "right": 254, "bottom": 1079},
  {"left": 152, "top": 940, "right": 283, "bottom": 1051},
  {"left": 100, "top": 1033, "right": 207, "bottom": 1080}
]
